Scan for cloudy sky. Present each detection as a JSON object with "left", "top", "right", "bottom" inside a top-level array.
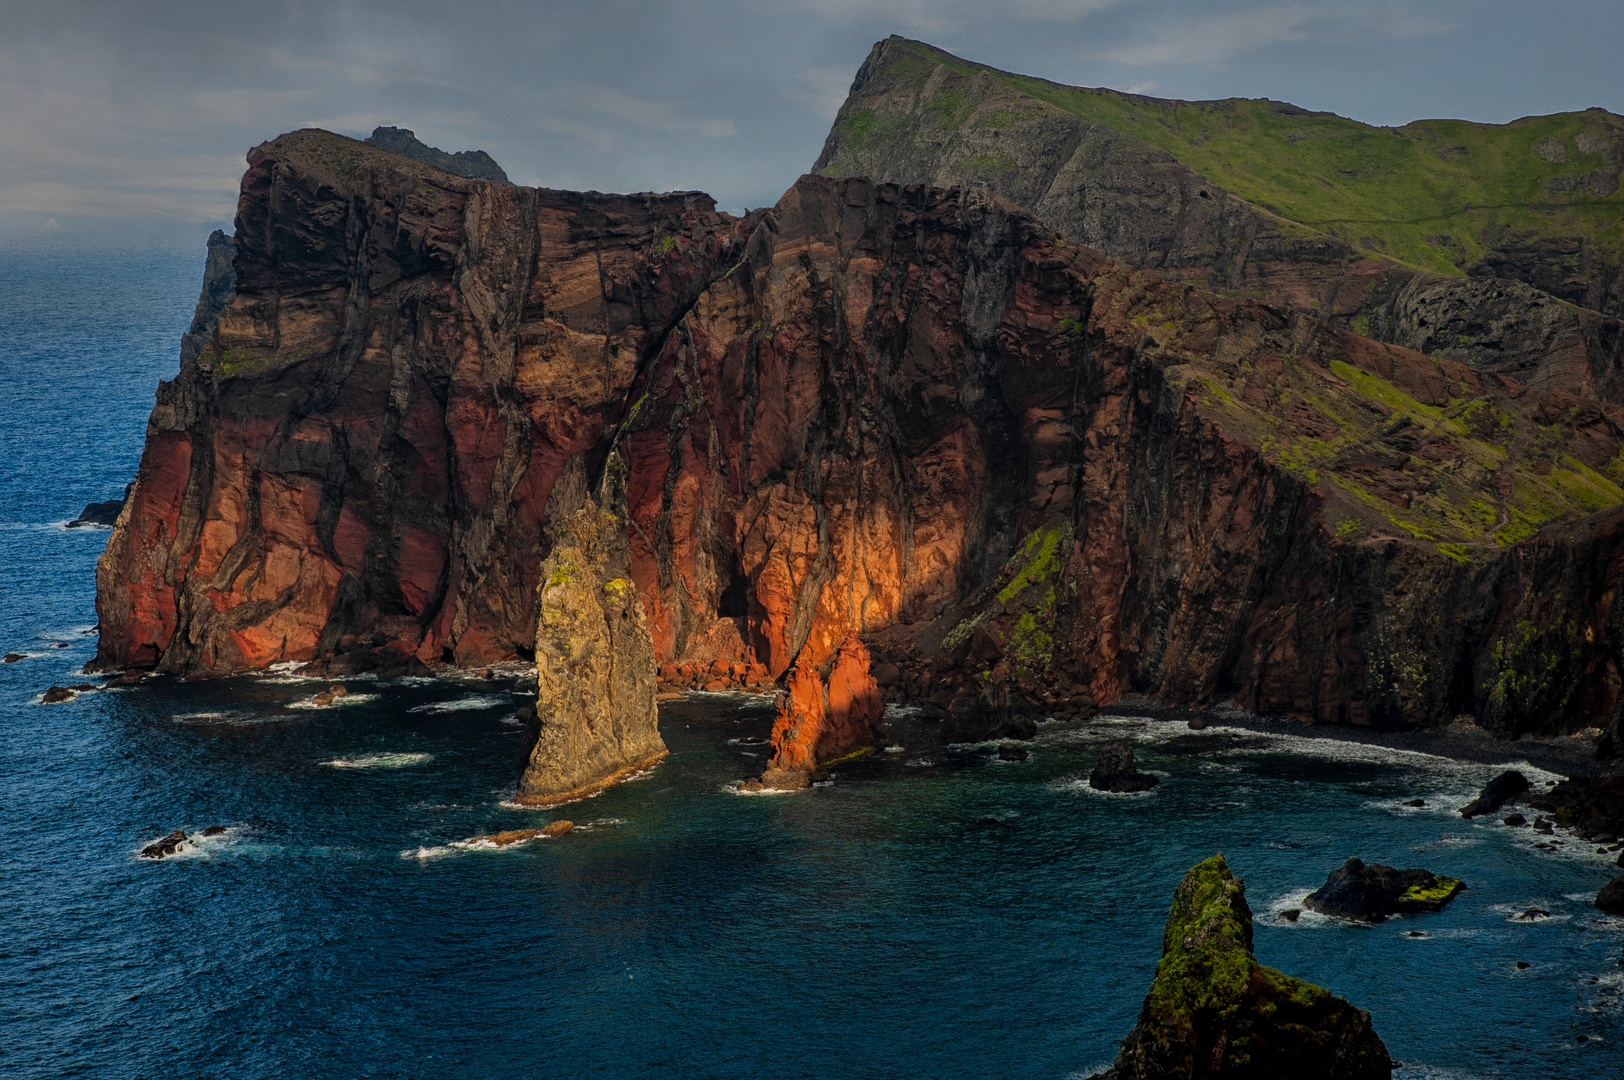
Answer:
[{"left": 3, "top": 0, "right": 1620, "bottom": 245}]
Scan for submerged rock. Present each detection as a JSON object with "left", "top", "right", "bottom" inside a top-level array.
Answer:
[
  {"left": 202, "top": 825, "right": 227, "bottom": 837},
  {"left": 1460, "top": 770, "right": 1530, "bottom": 818},
  {"left": 1093, "top": 855, "right": 1391, "bottom": 1079},
  {"left": 998, "top": 743, "right": 1030, "bottom": 762},
  {"left": 1596, "top": 876, "right": 1624, "bottom": 915},
  {"left": 140, "top": 831, "right": 188, "bottom": 859},
  {"left": 516, "top": 476, "right": 668, "bottom": 807},
  {"left": 1090, "top": 742, "right": 1159, "bottom": 793},
  {"left": 1303, "top": 858, "right": 1465, "bottom": 923}
]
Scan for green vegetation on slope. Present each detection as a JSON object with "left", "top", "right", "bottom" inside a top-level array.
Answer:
[{"left": 863, "top": 38, "right": 1624, "bottom": 278}]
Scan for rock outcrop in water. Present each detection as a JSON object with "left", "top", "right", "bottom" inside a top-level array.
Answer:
[
  {"left": 1303, "top": 858, "right": 1464, "bottom": 923},
  {"left": 1460, "top": 770, "right": 1531, "bottom": 817},
  {"left": 1089, "top": 742, "right": 1158, "bottom": 793},
  {"left": 92, "top": 125, "right": 1624, "bottom": 742},
  {"left": 1095, "top": 855, "right": 1392, "bottom": 1079},
  {"left": 758, "top": 633, "right": 883, "bottom": 788},
  {"left": 517, "top": 464, "right": 667, "bottom": 805}
]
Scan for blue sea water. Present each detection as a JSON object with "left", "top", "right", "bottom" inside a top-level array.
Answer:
[{"left": 1, "top": 242, "right": 1621, "bottom": 1080}]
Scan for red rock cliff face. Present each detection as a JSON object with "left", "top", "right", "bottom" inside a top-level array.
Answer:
[
  {"left": 97, "top": 130, "right": 1624, "bottom": 742},
  {"left": 95, "top": 130, "right": 749, "bottom": 674}
]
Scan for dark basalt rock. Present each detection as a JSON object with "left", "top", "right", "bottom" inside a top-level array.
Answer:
[
  {"left": 1596, "top": 876, "right": 1624, "bottom": 915},
  {"left": 3, "top": 653, "right": 23, "bottom": 663},
  {"left": 66, "top": 485, "right": 131, "bottom": 528},
  {"left": 364, "top": 125, "right": 510, "bottom": 183},
  {"left": 998, "top": 743, "right": 1029, "bottom": 762},
  {"left": 1529, "top": 775, "right": 1624, "bottom": 838},
  {"left": 1090, "top": 742, "right": 1159, "bottom": 793},
  {"left": 1460, "top": 770, "right": 1530, "bottom": 818},
  {"left": 1093, "top": 855, "right": 1391, "bottom": 1079},
  {"left": 1503, "top": 813, "right": 1527, "bottom": 827},
  {"left": 40, "top": 686, "right": 76, "bottom": 703},
  {"left": 202, "top": 825, "right": 227, "bottom": 837},
  {"left": 1404, "top": 798, "right": 1426, "bottom": 807},
  {"left": 140, "top": 831, "right": 188, "bottom": 859},
  {"left": 1304, "top": 858, "right": 1465, "bottom": 923}
]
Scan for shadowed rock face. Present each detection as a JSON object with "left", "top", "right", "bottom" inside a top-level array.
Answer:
[
  {"left": 1096, "top": 855, "right": 1392, "bottom": 1080},
  {"left": 517, "top": 462, "right": 666, "bottom": 806},
  {"left": 94, "top": 128, "right": 1624, "bottom": 742}
]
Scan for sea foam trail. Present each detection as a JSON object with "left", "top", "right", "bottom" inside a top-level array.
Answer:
[
  {"left": 288, "top": 692, "right": 379, "bottom": 710},
  {"left": 407, "top": 695, "right": 509, "bottom": 714},
  {"left": 322, "top": 752, "right": 433, "bottom": 769}
]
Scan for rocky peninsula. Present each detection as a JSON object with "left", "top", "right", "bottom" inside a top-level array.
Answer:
[{"left": 89, "top": 43, "right": 1624, "bottom": 794}]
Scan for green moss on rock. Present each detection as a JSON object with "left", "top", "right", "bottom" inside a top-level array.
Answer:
[{"left": 1096, "top": 855, "right": 1392, "bottom": 1080}]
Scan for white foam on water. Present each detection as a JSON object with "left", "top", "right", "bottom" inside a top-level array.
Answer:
[
  {"left": 725, "top": 736, "right": 770, "bottom": 746},
  {"left": 574, "top": 818, "right": 624, "bottom": 831},
  {"left": 402, "top": 845, "right": 457, "bottom": 860},
  {"left": 1259, "top": 889, "right": 1344, "bottom": 930},
  {"left": 497, "top": 712, "right": 526, "bottom": 727},
  {"left": 903, "top": 757, "right": 935, "bottom": 768},
  {"left": 288, "top": 692, "right": 379, "bottom": 710},
  {"left": 883, "top": 703, "right": 926, "bottom": 719},
  {"left": 406, "top": 695, "right": 509, "bottom": 714},
  {"left": 883, "top": 745, "right": 906, "bottom": 753},
  {"left": 322, "top": 752, "right": 432, "bottom": 769},
  {"left": 725, "top": 782, "right": 802, "bottom": 796},
  {"left": 173, "top": 710, "right": 255, "bottom": 723}
]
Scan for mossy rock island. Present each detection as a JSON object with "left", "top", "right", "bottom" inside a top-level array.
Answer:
[
  {"left": 1304, "top": 858, "right": 1466, "bottom": 923},
  {"left": 1095, "top": 855, "right": 1391, "bottom": 1080}
]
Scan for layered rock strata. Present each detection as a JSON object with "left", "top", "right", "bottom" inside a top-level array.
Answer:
[
  {"left": 1095, "top": 855, "right": 1392, "bottom": 1079},
  {"left": 517, "top": 464, "right": 667, "bottom": 805},
  {"left": 95, "top": 129, "right": 1624, "bottom": 743}
]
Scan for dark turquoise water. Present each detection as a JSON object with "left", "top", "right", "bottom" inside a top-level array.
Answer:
[{"left": 2, "top": 244, "right": 1620, "bottom": 1079}]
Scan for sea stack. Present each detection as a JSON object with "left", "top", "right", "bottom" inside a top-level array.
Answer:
[
  {"left": 516, "top": 459, "right": 667, "bottom": 805},
  {"left": 1095, "top": 855, "right": 1392, "bottom": 1079},
  {"left": 758, "top": 634, "right": 884, "bottom": 789}
]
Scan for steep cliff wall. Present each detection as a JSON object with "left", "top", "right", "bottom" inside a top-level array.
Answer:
[
  {"left": 96, "top": 130, "right": 1624, "bottom": 741},
  {"left": 95, "top": 129, "right": 749, "bottom": 674},
  {"left": 815, "top": 37, "right": 1624, "bottom": 430}
]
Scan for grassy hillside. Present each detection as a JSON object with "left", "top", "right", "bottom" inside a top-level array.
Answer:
[{"left": 858, "top": 38, "right": 1624, "bottom": 279}]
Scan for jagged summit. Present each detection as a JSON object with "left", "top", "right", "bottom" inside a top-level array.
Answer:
[{"left": 364, "top": 125, "right": 510, "bottom": 183}]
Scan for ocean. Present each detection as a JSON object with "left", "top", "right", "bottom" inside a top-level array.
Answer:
[{"left": 1, "top": 241, "right": 1619, "bottom": 1079}]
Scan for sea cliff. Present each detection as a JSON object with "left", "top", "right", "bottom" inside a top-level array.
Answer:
[{"left": 94, "top": 126, "right": 1624, "bottom": 741}]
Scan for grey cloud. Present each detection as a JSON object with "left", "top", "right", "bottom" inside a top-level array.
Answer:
[{"left": 0, "top": 0, "right": 1618, "bottom": 241}]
